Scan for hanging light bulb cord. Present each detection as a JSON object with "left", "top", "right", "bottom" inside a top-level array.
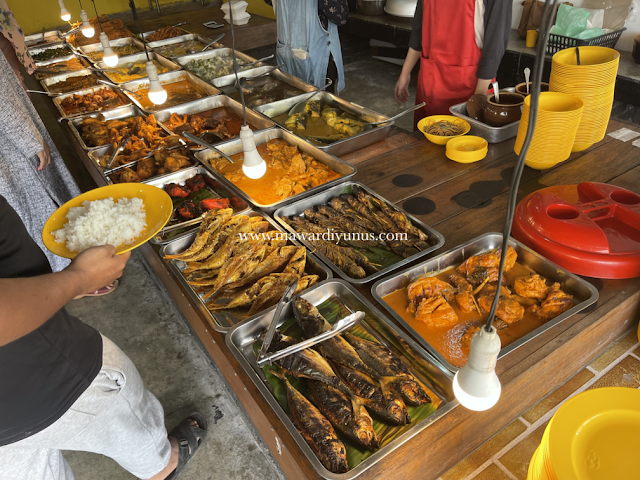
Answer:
[
  {"left": 90, "top": 0, "right": 103, "bottom": 33},
  {"left": 483, "top": 0, "right": 559, "bottom": 333},
  {"left": 228, "top": 2, "right": 248, "bottom": 127},
  {"left": 129, "top": 0, "right": 151, "bottom": 61}
]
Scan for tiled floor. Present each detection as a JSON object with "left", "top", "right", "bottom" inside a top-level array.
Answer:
[{"left": 440, "top": 327, "right": 640, "bottom": 480}]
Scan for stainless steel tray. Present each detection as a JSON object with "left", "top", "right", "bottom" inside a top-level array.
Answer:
[
  {"left": 140, "top": 27, "right": 190, "bottom": 42},
  {"left": 78, "top": 37, "right": 146, "bottom": 64},
  {"left": 372, "top": 233, "right": 599, "bottom": 373},
  {"left": 145, "top": 165, "right": 250, "bottom": 244},
  {"left": 226, "top": 278, "right": 456, "bottom": 480},
  {"left": 33, "top": 52, "right": 78, "bottom": 67},
  {"left": 449, "top": 87, "right": 519, "bottom": 144},
  {"left": 174, "top": 48, "right": 265, "bottom": 88},
  {"left": 153, "top": 95, "right": 275, "bottom": 150},
  {"left": 274, "top": 181, "right": 444, "bottom": 284},
  {"left": 256, "top": 91, "right": 393, "bottom": 157},
  {"left": 67, "top": 105, "right": 145, "bottom": 149},
  {"left": 25, "top": 31, "right": 64, "bottom": 49},
  {"left": 147, "top": 33, "right": 223, "bottom": 58},
  {"left": 97, "top": 52, "right": 181, "bottom": 84},
  {"left": 160, "top": 210, "right": 333, "bottom": 332},
  {"left": 122, "top": 70, "right": 220, "bottom": 112},
  {"left": 195, "top": 127, "right": 357, "bottom": 214},
  {"left": 52, "top": 85, "right": 132, "bottom": 120},
  {"left": 41, "top": 69, "right": 101, "bottom": 94},
  {"left": 88, "top": 144, "right": 197, "bottom": 185}
]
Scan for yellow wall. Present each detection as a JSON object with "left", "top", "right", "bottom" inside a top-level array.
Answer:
[{"left": 9, "top": 0, "right": 273, "bottom": 35}]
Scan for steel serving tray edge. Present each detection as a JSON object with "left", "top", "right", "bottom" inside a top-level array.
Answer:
[
  {"left": 147, "top": 34, "right": 223, "bottom": 58},
  {"left": 372, "top": 232, "right": 599, "bottom": 373},
  {"left": 53, "top": 86, "right": 133, "bottom": 121},
  {"left": 273, "top": 181, "right": 444, "bottom": 284},
  {"left": 159, "top": 210, "right": 333, "bottom": 332},
  {"left": 78, "top": 37, "right": 146, "bottom": 64},
  {"left": 226, "top": 278, "right": 456, "bottom": 480}
]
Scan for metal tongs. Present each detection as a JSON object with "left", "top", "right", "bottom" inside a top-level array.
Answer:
[
  {"left": 106, "top": 134, "right": 132, "bottom": 169},
  {"left": 243, "top": 54, "right": 275, "bottom": 68},
  {"left": 182, "top": 132, "right": 234, "bottom": 163},
  {"left": 96, "top": 79, "right": 142, "bottom": 98},
  {"left": 256, "top": 284, "right": 364, "bottom": 367}
]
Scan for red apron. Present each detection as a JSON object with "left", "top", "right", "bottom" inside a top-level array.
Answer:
[{"left": 414, "top": 0, "right": 483, "bottom": 127}]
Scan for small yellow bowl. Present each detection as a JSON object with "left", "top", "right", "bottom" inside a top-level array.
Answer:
[
  {"left": 445, "top": 136, "right": 488, "bottom": 163},
  {"left": 42, "top": 183, "right": 173, "bottom": 259},
  {"left": 417, "top": 115, "right": 471, "bottom": 145}
]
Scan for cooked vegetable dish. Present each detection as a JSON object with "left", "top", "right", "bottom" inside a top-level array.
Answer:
[
  {"left": 32, "top": 46, "right": 72, "bottom": 62},
  {"left": 183, "top": 55, "right": 254, "bottom": 81},
  {"left": 153, "top": 40, "right": 212, "bottom": 58}
]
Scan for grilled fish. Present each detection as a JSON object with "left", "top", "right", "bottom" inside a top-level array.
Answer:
[
  {"left": 185, "top": 218, "right": 251, "bottom": 271},
  {"left": 164, "top": 208, "right": 232, "bottom": 260},
  {"left": 283, "top": 247, "right": 306, "bottom": 276},
  {"left": 308, "top": 240, "right": 366, "bottom": 279},
  {"left": 271, "top": 368, "right": 348, "bottom": 474},
  {"left": 329, "top": 197, "right": 381, "bottom": 233},
  {"left": 225, "top": 246, "right": 298, "bottom": 289},
  {"left": 247, "top": 272, "right": 300, "bottom": 316},
  {"left": 307, "top": 380, "right": 379, "bottom": 450},
  {"left": 203, "top": 243, "right": 266, "bottom": 298}
]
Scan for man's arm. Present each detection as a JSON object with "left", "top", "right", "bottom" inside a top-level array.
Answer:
[{"left": 0, "top": 245, "right": 130, "bottom": 347}]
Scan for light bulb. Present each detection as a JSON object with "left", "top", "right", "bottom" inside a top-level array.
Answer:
[
  {"left": 58, "top": 0, "right": 71, "bottom": 21},
  {"left": 239, "top": 125, "right": 267, "bottom": 179},
  {"left": 453, "top": 325, "right": 502, "bottom": 411},
  {"left": 99, "top": 32, "right": 118, "bottom": 67},
  {"left": 146, "top": 61, "right": 167, "bottom": 105},
  {"left": 80, "top": 10, "right": 94, "bottom": 38}
]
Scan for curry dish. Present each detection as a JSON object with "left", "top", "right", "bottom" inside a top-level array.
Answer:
[
  {"left": 382, "top": 246, "right": 575, "bottom": 367},
  {"left": 134, "top": 79, "right": 211, "bottom": 111},
  {"left": 205, "top": 139, "right": 341, "bottom": 205},
  {"left": 104, "top": 59, "right": 174, "bottom": 83},
  {"left": 163, "top": 107, "right": 253, "bottom": 145}
]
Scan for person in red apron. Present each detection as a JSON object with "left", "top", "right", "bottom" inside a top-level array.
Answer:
[{"left": 394, "top": 0, "right": 512, "bottom": 128}]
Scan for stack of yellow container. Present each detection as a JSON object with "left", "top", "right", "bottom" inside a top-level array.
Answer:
[
  {"left": 526, "top": 387, "right": 640, "bottom": 480},
  {"left": 549, "top": 46, "right": 620, "bottom": 153},
  {"left": 514, "top": 92, "right": 584, "bottom": 170}
]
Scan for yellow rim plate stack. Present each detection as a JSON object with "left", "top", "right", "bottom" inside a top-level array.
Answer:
[
  {"left": 43, "top": 183, "right": 173, "bottom": 259},
  {"left": 549, "top": 47, "right": 619, "bottom": 151},
  {"left": 417, "top": 115, "right": 471, "bottom": 145},
  {"left": 445, "top": 135, "right": 488, "bottom": 163},
  {"left": 514, "top": 92, "right": 584, "bottom": 170}
]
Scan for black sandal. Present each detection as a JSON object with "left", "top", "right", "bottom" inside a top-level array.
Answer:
[{"left": 166, "top": 412, "right": 208, "bottom": 479}]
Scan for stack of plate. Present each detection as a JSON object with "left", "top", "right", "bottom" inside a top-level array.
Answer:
[
  {"left": 549, "top": 46, "right": 619, "bottom": 153},
  {"left": 514, "top": 92, "right": 584, "bottom": 170},
  {"left": 527, "top": 387, "right": 640, "bottom": 480}
]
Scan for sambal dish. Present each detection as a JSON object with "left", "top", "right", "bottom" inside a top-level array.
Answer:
[
  {"left": 103, "top": 59, "right": 175, "bottom": 83},
  {"left": 145, "top": 26, "right": 188, "bottom": 42},
  {"left": 47, "top": 74, "right": 100, "bottom": 94},
  {"left": 59, "top": 88, "right": 129, "bottom": 116},
  {"left": 205, "top": 139, "right": 341, "bottom": 205},
  {"left": 77, "top": 112, "right": 165, "bottom": 148},
  {"left": 86, "top": 44, "right": 143, "bottom": 62},
  {"left": 162, "top": 107, "right": 254, "bottom": 145},
  {"left": 382, "top": 246, "right": 575, "bottom": 367},
  {"left": 133, "top": 78, "right": 211, "bottom": 111}
]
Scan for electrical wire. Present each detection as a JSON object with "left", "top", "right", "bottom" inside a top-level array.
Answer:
[
  {"left": 90, "top": 0, "right": 103, "bottom": 32},
  {"left": 227, "top": 2, "right": 248, "bottom": 127},
  {"left": 483, "top": 0, "right": 560, "bottom": 332},
  {"left": 129, "top": 0, "right": 151, "bottom": 61}
]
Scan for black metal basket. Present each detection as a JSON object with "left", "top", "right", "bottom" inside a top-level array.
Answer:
[{"left": 546, "top": 28, "right": 626, "bottom": 55}]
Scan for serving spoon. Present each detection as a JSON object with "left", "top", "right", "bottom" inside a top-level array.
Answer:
[
  {"left": 96, "top": 79, "right": 142, "bottom": 98},
  {"left": 242, "top": 54, "right": 275, "bottom": 68},
  {"left": 288, "top": 80, "right": 333, "bottom": 115},
  {"left": 26, "top": 90, "right": 62, "bottom": 97},
  {"left": 196, "top": 33, "right": 225, "bottom": 53},
  {"left": 524, "top": 67, "right": 531, "bottom": 94},
  {"left": 182, "top": 132, "right": 235, "bottom": 163}
]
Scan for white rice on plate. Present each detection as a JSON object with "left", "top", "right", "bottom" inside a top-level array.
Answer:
[{"left": 52, "top": 197, "right": 147, "bottom": 253}]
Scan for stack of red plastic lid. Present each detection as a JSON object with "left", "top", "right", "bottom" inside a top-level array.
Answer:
[{"left": 512, "top": 182, "right": 640, "bottom": 279}]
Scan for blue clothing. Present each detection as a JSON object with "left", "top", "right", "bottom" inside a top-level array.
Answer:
[{"left": 274, "top": 0, "right": 345, "bottom": 93}]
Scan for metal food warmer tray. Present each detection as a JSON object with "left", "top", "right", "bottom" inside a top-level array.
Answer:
[
  {"left": 66, "top": 105, "right": 145, "bottom": 149},
  {"left": 41, "top": 69, "right": 102, "bottom": 94},
  {"left": 139, "top": 27, "right": 190, "bottom": 42},
  {"left": 97, "top": 52, "right": 181, "bottom": 84},
  {"left": 194, "top": 127, "right": 357, "bottom": 214},
  {"left": 25, "top": 30, "right": 64, "bottom": 49},
  {"left": 78, "top": 37, "right": 146, "bottom": 65},
  {"left": 174, "top": 48, "right": 267, "bottom": 89},
  {"left": 226, "top": 278, "right": 456, "bottom": 480},
  {"left": 160, "top": 210, "right": 333, "bottom": 332},
  {"left": 32, "top": 50, "right": 78, "bottom": 67},
  {"left": 152, "top": 95, "right": 275, "bottom": 150},
  {"left": 146, "top": 33, "right": 223, "bottom": 58},
  {"left": 121, "top": 70, "right": 220, "bottom": 112},
  {"left": 274, "top": 181, "right": 444, "bottom": 284},
  {"left": 52, "top": 85, "right": 133, "bottom": 120},
  {"left": 449, "top": 87, "right": 519, "bottom": 144},
  {"left": 145, "top": 164, "right": 250, "bottom": 244},
  {"left": 255, "top": 91, "right": 393, "bottom": 157},
  {"left": 372, "top": 233, "right": 599, "bottom": 373}
]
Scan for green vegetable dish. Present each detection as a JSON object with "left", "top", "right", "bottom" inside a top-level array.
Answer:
[
  {"left": 32, "top": 46, "right": 72, "bottom": 62},
  {"left": 183, "top": 55, "right": 254, "bottom": 81}
]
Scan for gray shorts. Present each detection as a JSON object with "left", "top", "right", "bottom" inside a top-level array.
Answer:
[{"left": 0, "top": 336, "right": 172, "bottom": 480}]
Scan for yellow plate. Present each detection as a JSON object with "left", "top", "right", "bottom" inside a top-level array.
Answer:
[
  {"left": 417, "top": 115, "right": 471, "bottom": 145},
  {"left": 42, "top": 183, "right": 173, "bottom": 259},
  {"left": 549, "top": 387, "right": 640, "bottom": 480}
]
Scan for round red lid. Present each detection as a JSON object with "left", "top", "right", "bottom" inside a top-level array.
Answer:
[{"left": 512, "top": 182, "right": 640, "bottom": 279}]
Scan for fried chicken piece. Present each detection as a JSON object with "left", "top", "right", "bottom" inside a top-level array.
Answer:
[
  {"left": 514, "top": 274, "right": 559, "bottom": 301},
  {"left": 176, "top": 200, "right": 203, "bottom": 221},
  {"left": 114, "top": 167, "right": 140, "bottom": 183},
  {"left": 164, "top": 155, "right": 190, "bottom": 172},
  {"left": 185, "top": 174, "right": 206, "bottom": 193},
  {"left": 449, "top": 273, "right": 476, "bottom": 313},
  {"left": 460, "top": 321, "right": 509, "bottom": 350},
  {"left": 164, "top": 182, "right": 190, "bottom": 198},
  {"left": 478, "top": 294, "right": 524, "bottom": 324},
  {"left": 413, "top": 294, "right": 458, "bottom": 327},
  {"left": 200, "top": 198, "right": 230, "bottom": 211},
  {"left": 136, "top": 156, "right": 157, "bottom": 180},
  {"left": 406, "top": 276, "right": 456, "bottom": 314},
  {"left": 530, "top": 289, "right": 574, "bottom": 321}
]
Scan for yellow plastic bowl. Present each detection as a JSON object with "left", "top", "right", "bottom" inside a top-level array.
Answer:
[
  {"left": 445, "top": 136, "right": 488, "bottom": 163},
  {"left": 418, "top": 115, "right": 471, "bottom": 145},
  {"left": 42, "top": 183, "right": 173, "bottom": 259}
]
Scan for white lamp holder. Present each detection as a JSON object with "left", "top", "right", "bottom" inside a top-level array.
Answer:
[
  {"left": 240, "top": 125, "right": 266, "bottom": 179},
  {"left": 59, "top": 0, "right": 71, "bottom": 21}
]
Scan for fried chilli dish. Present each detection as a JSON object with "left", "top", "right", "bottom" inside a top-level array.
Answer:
[
  {"left": 135, "top": 79, "right": 210, "bottom": 111},
  {"left": 86, "top": 44, "right": 143, "bottom": 62},
  {"left": 164, "top": 209, "right": 320, "bottom": 318},
  {"left": 47, "top": 74, "right": 100, "bottom": 94},
  {"left": 384, "top": 246, "right": 575, "bottom": 367},
  {"left": 145, "top": 26, "right": 187, "bottom": 42},
  {"left": 103, "top": 59, "right": 174, "bottom": 83},
  {"left": 205, "top": 139, "right": 341, "bottom": 205},
  {"left": 69, "top": 16, "right": 133, "bottom": 47},
  {"left": 281, "top": 185, "right": 430, "bottom": 279},
  {"left": 60, "top": 88, "right": 129, "bottom": 116},
  {"left": 262, "top": 297, "right": 435, "bottom": 473},
  {"left": 164, "top": 173, "right": 234, "bottom": 223},
  {"left": 35, "top": 58, "right": 88, "bottom": 79},
  {"left": 163, "top": 107, "right": 248, "bottom": 144},
  {"left": 31, "top": 46, "right": 72, "bottom": 62}
]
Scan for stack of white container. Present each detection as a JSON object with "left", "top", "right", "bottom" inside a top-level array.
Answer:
[{"left": 221, "top": 0, "right": 250, "bottom": 25}]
